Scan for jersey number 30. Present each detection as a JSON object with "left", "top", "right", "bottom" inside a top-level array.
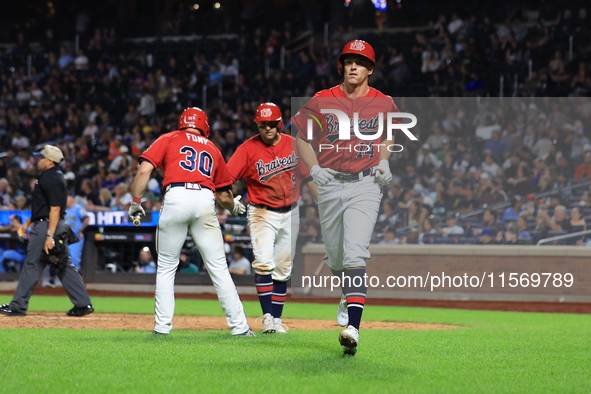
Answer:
[{"left": 179, "top": 146, "right": 213, "bottom": 177}]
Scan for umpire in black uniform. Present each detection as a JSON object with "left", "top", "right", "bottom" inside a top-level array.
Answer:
[{"left": 0, "top": 145, "right": 94, "bottom": 317}]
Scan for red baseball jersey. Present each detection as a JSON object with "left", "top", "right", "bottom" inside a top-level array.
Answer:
[
  {"left": 140, "top": 130, "right": 233, "bottom": 191},
  {"left": 292, "top": 85, "right": 400, "bottom": 173},
  {"left": 227, "top": 133, "right": 311, "bottom": 208}
]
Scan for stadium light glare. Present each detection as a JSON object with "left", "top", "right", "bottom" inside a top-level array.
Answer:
[
  {"left": 193, "top": 4, "right": 199, "bottom": 10},
  {"left": 214, "top": 2, "right": 221, "bottom": 9}
]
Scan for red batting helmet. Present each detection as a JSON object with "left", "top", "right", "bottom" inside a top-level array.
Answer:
[
  {"left": 178, "top": 107, "right": 210, "bottom": 137},
  {"left": 337, "top": 40, "right": 376, "bottom": 75},
  {"left": 254, "top": 102, "right": 283, "bottom": 130}
]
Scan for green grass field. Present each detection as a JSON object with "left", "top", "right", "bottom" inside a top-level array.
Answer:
[{"left": 1, "top": 295, "right": 590, "bottom": 393}]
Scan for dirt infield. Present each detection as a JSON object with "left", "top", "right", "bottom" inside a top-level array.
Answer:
[
  {"left": 0, "top": 312, "right": 459, "bottom": 331},
  {"left": 2, "top": 287, "right": 590, "bottom": 314}
]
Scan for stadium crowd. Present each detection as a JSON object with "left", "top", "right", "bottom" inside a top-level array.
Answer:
[{"left": 0, "top": 2, "right": 591, "bottom": 276}]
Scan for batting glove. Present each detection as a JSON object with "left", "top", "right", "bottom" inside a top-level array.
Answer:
[
  {"left": 310, "top": 165, "right": 338, "bottom": 186},
  {"left": 374, "top": 159, "right": 392, "bottom": 186},
  {"left": 231, "top": 195, "right": 246, "bottom": 216},
  {"left": 128, "top": 201, "right": 145, "bottom": 221}
]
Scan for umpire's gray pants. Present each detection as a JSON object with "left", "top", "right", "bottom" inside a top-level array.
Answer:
[{"left": 9, "top": 220, "right": 91, "bottom": 313}]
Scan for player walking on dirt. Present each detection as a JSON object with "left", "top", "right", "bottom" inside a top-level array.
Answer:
[
  {"left": 228, "top": 102, "right": 315, "bottom": 334},
  {"left": 128, "top": 107, "right": 254, "bottom": 336}
]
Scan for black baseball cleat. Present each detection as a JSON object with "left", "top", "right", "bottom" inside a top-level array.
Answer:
[
  {"left": 0, "top": 304, "right": 26, "bottom": 316},
  {"left": 66, "top": 305, "right": 94, "bottom": 317}
]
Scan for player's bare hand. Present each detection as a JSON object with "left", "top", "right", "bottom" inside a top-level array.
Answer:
[
  {"left": 17, "top": 223, "right": 28, "bottom": 238},
  {"left": 44, "top": 237, "right": 55, "bottom": 254},
  {"left": 310, "top": 165, "right": 337, "bottom": 186},
  {"left": 128, "top": 201, "right": 146, "bottom": 221},
  {"left": 231, "top": 195, "right": 246, "bottom": 216},
  {"left": 374, "top": 159, "right": 392, "bottom": 186}
]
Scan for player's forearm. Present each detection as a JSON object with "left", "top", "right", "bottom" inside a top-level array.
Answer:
[
  {"left": 296, "top": 134, "right": 319, "bottom": 169},
  {"left": 216, "top": 190, "right": 235, "bottom": 212},
  {"left": 130, "top": 162, "right": 154, "bottom": 198},
  {"left": 47, "top": 207, "right": 61, "bottom": 236}
]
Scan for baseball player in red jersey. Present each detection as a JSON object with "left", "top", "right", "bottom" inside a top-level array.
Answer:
[
  {"left": 227, "top": 102, "right": 315, "bottom": 334},
  {"left": 293, "top": 40, "right": 398, "bottom": 354},
  {"left": 128, "top": 107, "right": 254, "bottom": 336}
]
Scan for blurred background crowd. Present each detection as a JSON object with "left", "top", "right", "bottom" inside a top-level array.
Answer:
[{"left": 1, "top": 0, "right": 591, "bottom": 274}]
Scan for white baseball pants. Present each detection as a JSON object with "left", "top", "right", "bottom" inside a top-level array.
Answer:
[
  {"left": 247, "top": 205, "right": 299, "bottom": 281},
  {"left": 317, "top": 175, "right": 382, "bottom": 270},
  {"left": 154, "top": 187, "right": 249, "bottom": 335}
]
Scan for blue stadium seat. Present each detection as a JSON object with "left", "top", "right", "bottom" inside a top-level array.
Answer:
[
  {"left": 529, "top": 231, "right": 542, "bottom": 244},
  {"left": 423, "top": 233, "right": 443, "bottom": 244}
]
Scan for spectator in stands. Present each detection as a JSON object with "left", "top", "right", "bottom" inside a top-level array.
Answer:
[
  {"left": 110, "top": 182, "right": 132, "bottom": 209},
  {"left": 484, "top": 130, "right": 508, "bottom": 158},
  {"left": 138, "top": 85, "right": 156, "bottom": 118},
  {"left": 134, "top": 247, "right": 156, "bottom": 273},
  {"left": 477, "top": 173, "right": 506, "bottom": 205},
  {"left": 179, "top": 252, "right": 199, "bottom": 274},
  {"left": 109, "top": 145, "right": 132, "bottom": 173},
  {"left": 569, "top": 206, "right": 587, "bottom": 231},
  {"left": 416, "top": 144, "right": 442, "bottom": 175},
  {"left": 506, "top": 162, "right": 533, "bottom": 195},
  {"left": 481, "top": 152, "right": 500, "bottom": 177},
  {"left": 578, "top": 191, "right": 591, "bottom": 209},
  {"left": 439, "top": 212, "right": 464, "bottom": 236},
  {"left": 538, "top": 205, "right": 571, "bottom": 232},
  {"left": 426, "top": 122, "right": 447, "bottom": 151},
  {"left": 502, "top": 196, "right": 524, "bottom": 223},
  {"left": 379, "top": 228, "right": 400, "bottom": 245},
  {"left": 574, "top": 152, "right": 591, "bottom": 180},
  {"left": 502, "top": 223, "right": 519, "bottom": 245},
  {"left": 228, "top": 246, "right": 251, "bottom": 275},
  {"left": 58, "top": 47, "right": 74, "bottom": 69},
  {"left": 478, "top": 208, "right": 505, "bottom": 234},
  {"left": 569, "top": 124, "right": 589, "bottom": 160},
  {"left": 406, "top": 200, "right": 427, "bottom": 227},
  {"left": 0, "top": 215, "right": 27, "bottom": 273},
  {"left": 476, "top": 227, "right": 497, "bottom": 244},
  {"left": 419, "top": 216, "right": 437, "bottom": 243}
]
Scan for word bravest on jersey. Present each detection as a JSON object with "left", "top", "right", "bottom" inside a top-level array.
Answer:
[{"left": 255, "top": 152, "right": 299, "bottom": 183}]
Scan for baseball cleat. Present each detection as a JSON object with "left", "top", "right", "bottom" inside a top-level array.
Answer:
[
  {"left": 337, "top": 295, "right": 349, "bottom": 327},
  {"left": 339, "top": 325, "right": 359, "bottom": 355},
  {"left": 234, "top": 329, "right": 256, "bottom": 337},
  {"left": 257, "top": 313, "right": 276, "bottom": 333},
  {"left": 152, "top": 330, "right": 168, "bottom": 335},
  {"left": 66, "top": 305, "right": 94, "bottom": 317},
  {"left": 274, "top": 318, "right": 289, "bottom": 334},
  {"left": 0, "top": 304, "right": 26, "bottom": 316}
]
